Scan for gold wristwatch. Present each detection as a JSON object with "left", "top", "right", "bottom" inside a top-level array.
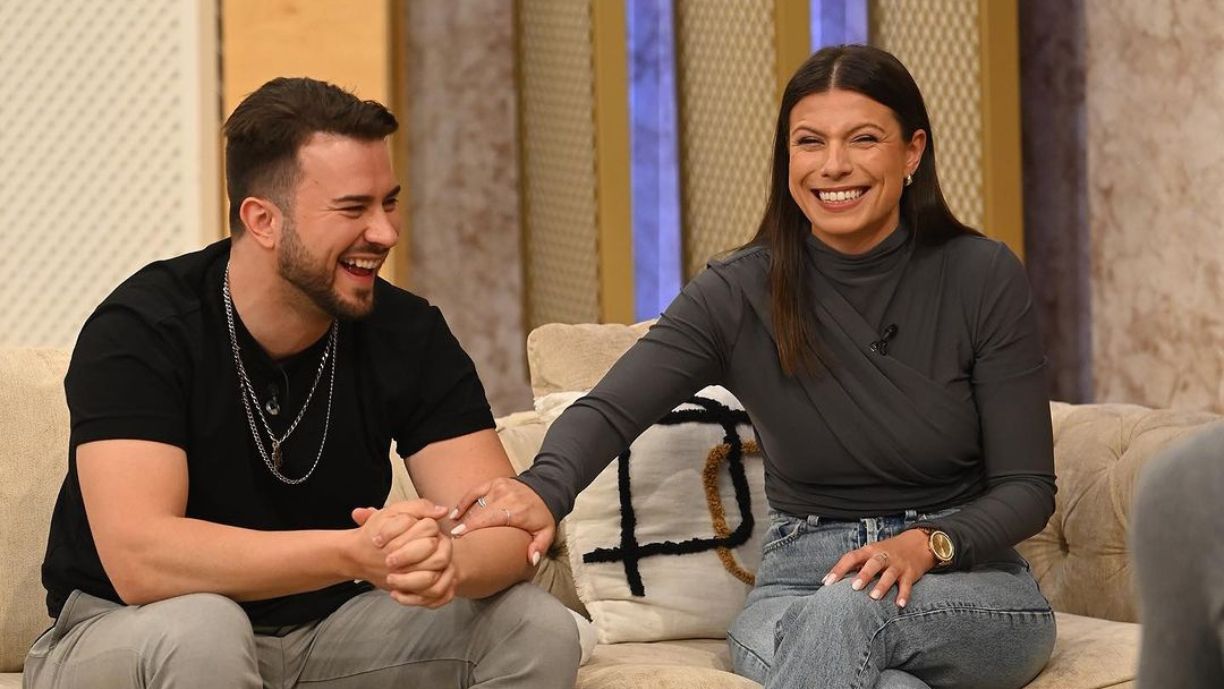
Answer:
[{"left": 919, "top": 528, "right": 954, "bottom": 568}]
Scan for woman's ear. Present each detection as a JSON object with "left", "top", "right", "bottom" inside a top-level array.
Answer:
[{"left": 906, "top": 129, "right": 928, "bottom": 177}]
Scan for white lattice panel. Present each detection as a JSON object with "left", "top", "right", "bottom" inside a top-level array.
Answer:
[
  {"left": 0, "top": 0, "right": 219, "bottom": 347},
  {"left": 872, "top": 0, "right": 984, "bottom": 229}
]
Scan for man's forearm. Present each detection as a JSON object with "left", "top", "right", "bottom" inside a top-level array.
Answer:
[
  {"left": 104, "top": 516, "right": 359, "bottom": 605},
  {"left": 451, "top": 527, "right": 536, "bottom": 599}
]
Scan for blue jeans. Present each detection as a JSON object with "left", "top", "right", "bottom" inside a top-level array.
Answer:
[{"left": 728, "top": 509, "right": 1055, "bottom": 689}]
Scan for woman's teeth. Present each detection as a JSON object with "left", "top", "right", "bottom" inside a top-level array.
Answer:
[{"left": 817, "top": 188, "right": 865, "bottom": 203}]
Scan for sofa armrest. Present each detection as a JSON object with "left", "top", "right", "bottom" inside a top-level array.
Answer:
[{"left": 1018, "top": 401, "right": 1221, "bottom": 623}]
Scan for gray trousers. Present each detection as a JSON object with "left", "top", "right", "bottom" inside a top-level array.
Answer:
[
  {"left": 22, "top": 583, "right": 580, "bottom": 689},
  {"left": 1131, "top": 422, "right": 1224, "bottom": 689}
]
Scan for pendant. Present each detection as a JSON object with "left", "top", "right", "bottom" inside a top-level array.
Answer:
[{"left": 272, "top": 441, "right": 283, "bottom": 470}]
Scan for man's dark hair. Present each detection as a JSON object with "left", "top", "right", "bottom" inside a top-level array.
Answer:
[{"left": 223, "top": 77, "right": 398, "bottom": 233}]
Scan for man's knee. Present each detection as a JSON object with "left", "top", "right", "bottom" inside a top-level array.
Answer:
[
  {"left": 28, "top": 593, "right": 259, "bottom": 689},
  {"left": 134, "top": 593, "right": 255, "bottom": 662},
  {"left": 489, "top": 584, "right": 578, "bottom": 643},
  {"left": 478, "top": 583, "right": 580, "bottom": 667}
]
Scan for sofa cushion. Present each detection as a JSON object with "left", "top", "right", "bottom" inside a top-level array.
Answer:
[
  {"left": 527, "top": 321, "right": 653, "bottom": 398},
  {"left": 579, "top": 639, "right": 758, "bottom": 689},
  {"left": 0, "top": 348, "right": 71, "bottom": 673},
  {"left": 574, "top": 612, "right": 1138, "bottom": 689},
  {"left": 1026, "top": 613, "right": 1138, "bottom": 688},
  {"left": 1020, "top": 402, "right": 1222, "bottom": 623},
  {"left": 540, "top": 387, "right": 767, "bottom": 644}
]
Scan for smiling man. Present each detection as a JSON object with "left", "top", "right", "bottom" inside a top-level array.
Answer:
[{"left": 24, "top": 77, "right": 579, "bottom": 689}]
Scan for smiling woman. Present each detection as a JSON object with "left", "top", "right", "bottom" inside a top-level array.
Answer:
[
  {"left": 457, "top": 44, "right": 1056, "bottom": 689},
  {"left": 786, "top": 89, "right": 925, "bottom": 255}
]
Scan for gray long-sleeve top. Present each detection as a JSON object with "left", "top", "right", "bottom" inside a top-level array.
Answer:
[{"left": 517, "top": 225, "right": 1056, "bottom": 569}]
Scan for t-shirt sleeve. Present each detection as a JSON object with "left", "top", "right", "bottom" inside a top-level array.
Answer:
[
  {"left": 517, "top": 263, "right": 743, "bottom": 522},
  {"left": 916, "top": 242, "right": 1057, "bottom": 569},
  {"left": 393, "top": 307, "right": 495, "bottom": 459},
  {"left": 66, "top": 306, "right": 190, "bottom": 450}
]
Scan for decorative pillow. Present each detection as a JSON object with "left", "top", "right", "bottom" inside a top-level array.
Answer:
[{"left": 538, "top": 386, "right": 768, "bottom": 644}]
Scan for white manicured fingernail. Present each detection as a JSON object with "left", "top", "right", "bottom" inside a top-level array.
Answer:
[
  {"left": 898, "top": 598, "right": 907, "bottom": 608},
  {"left": 450, "top": 524, "right": 467, "bottom": 536},
  {"left": 821, "top": 574, "right": 835, "bottom": 586},
  {"left": 448, "top": 508, "right": 459, "bottom": 520},
  {"left": 531, "top": 551, "right": 541, "bottom": 566},
  {"left": 852, "top": 579, "right": 864, "bottom": 591},
  {"left": 870, "top": 590, "right": 882, "bottom": 600}
]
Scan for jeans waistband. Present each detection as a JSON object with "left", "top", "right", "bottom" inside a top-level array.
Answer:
[{"left": 812, "top": 508, "right": 921, "bottom": 524}]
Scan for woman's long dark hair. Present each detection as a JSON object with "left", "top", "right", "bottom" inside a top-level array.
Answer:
[{"left": 750, "top": 44, "right": 978, "bottom": 375}]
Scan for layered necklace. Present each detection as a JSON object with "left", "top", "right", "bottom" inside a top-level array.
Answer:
[{"left": 222, "top": 265, "right": 337, "bottom": 485}]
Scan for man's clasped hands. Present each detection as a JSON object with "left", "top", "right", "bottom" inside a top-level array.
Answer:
[{"left": 348, "top": 500, "right": 458, "bottom": 609}]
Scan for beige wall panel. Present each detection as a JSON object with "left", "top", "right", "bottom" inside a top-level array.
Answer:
[
  {"left": 675, "top": 0, "right": 779, "bottom": 279},
  {"left": 0, "top": 0, "right": 219, "bottom": 347},
  {"left": 221, "top": 0, "right": 390, "bottom": 111},
  {"left": 403, "top": 0, "right": 530, "bottom": 415},
  {"left": 872, "top": 0, "right": 985, "bottom": 232},
  {"left": 518, "top": 0, "right": 601, "bottom": 327},
  {"left": 1085, "top": 1, "right": 1224, "bottom": 413},
  {"left": 220, "top": 0, "right": 406, "bottom": 284},
  {"left": 978, "top": 0, "right": 1024, "bottom": 259},
  {"left": 592, "top": 0, "right": 634, "bottom": 325}
]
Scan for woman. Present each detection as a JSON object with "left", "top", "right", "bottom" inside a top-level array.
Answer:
[{"left": 453, "top": 45, "right": 1056, "bottom": 689}]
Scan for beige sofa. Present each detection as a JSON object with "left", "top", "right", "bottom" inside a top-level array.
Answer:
[{"left": 3, "top": 331, "right": 1221, "bottom": 688}]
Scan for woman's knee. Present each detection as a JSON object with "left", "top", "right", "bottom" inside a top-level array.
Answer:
[{"left": 783, "top": 580, "right": 890, "bottom": 634}]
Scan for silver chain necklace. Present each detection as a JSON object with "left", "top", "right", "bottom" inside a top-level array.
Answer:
[{"left": 223, "top": 265, "right": 337, "bottom": 485}]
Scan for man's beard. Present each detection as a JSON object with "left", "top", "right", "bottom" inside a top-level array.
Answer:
[{"left": 277, "top": 218, "right": 375, "bottom": 320}]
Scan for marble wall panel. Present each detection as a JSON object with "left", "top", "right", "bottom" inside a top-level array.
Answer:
[
  {"left": 1018, "top": 0, "right": 1093, "bottom": 403},
  {"left": 404, "top": 0, "right": 531, "bottom": 415},
  {"left": 1084, "top": 0, "right": 1224, "bottom": 412}
]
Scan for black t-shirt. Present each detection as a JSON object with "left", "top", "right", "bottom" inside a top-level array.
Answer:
[{"left": 42, "top": 239, "right": 495, "bottom": 626}]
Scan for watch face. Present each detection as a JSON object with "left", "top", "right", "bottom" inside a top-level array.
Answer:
[{"left": 930, "top": 531, "right": 955, "bottom": 561}]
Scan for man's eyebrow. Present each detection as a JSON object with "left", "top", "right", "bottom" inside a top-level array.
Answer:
[{"left": 330, "top": 185, "right": 402, "bottom": 205}]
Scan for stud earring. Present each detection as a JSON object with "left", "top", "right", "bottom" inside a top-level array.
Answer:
[{"left": 904, "top": 173, "right": 914, "bottom": 187}]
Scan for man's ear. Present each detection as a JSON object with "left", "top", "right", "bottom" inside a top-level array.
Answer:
[{"left": 237, "top": 197, "right": 282, "bottom": 250}]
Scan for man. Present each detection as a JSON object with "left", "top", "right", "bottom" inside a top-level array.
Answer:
[
  {"left": 24, "top": 77, "right": 579, "bottom": 689},
  {"left": 1132, "top": 422, "right": 1224, "bottom": 689}
]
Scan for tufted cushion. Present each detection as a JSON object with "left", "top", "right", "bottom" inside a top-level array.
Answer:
[{"left": 1019, "top": 402, "right": 1222, "bottom": 623}]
